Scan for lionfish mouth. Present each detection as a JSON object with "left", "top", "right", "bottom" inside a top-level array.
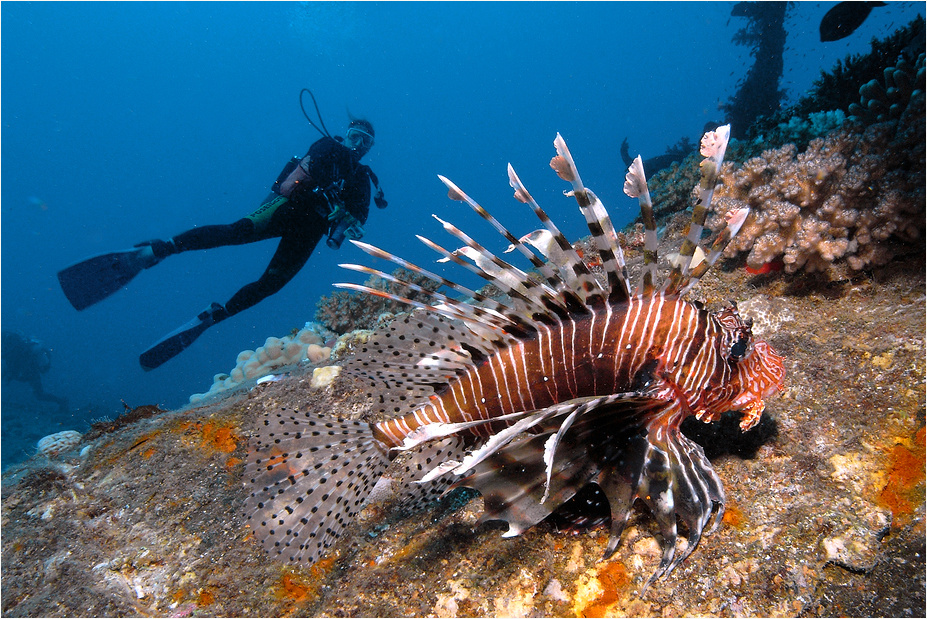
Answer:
[{"left": 733, "top": 340, "right": 786, "bottom": 430}]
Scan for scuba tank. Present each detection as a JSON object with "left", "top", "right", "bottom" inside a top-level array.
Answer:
[{"left": 272, "top": 157, "right": 300, "bottom": 195}]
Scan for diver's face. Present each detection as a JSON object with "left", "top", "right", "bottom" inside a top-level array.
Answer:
[{"left": 345, "top": 127, "right": 374, "bottom": 156}]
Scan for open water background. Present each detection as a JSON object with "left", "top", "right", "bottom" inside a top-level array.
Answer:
[{"left": 2, "top": 1, "right": 922, "bottom": 468}]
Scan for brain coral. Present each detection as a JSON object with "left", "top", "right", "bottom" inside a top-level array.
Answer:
[
  {"left": 37, "top": 430, "right": 82, "bottom": 458},
  {"left": 709, "top": 112, "right": 925, "bottom": 273}
]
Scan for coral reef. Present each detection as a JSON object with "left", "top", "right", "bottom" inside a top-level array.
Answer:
[
  {"left": 315, "top": 267, "right": 441, "bottom": 334},
  {"left": 785, "top": 16, "right": 925, "bottom": 124},
  {"left": 637, "top": 19, "right": 925, "bottom": 226},
  {"left": 709, "top": 112, "right": 925, "bottom": 273},
  {"left": 2, "top": 256, "right": 924, "bottom": 617},
  {"left": 188, "top": 326, "right": 332, "bottom": 404},
  {"left": 641, "top": 28, "right": 925, "bottom": 275},
  {"left": 759, "top": 109, "right": 848, "bottom": 154},
  {"left": 849, "top": 52, "right": 926, "bottom": 125}
]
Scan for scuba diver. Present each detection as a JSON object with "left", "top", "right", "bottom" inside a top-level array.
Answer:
[
  {"left": 58, "top": 90, "right": 387, "bottom": 370},
  {"left": 1, "top": 331, "right": 69, "bottom": 413}
]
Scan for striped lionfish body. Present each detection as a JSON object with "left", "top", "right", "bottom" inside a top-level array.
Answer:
[{"left": 244, "top": 126, "right": 786, "bottom": 584}]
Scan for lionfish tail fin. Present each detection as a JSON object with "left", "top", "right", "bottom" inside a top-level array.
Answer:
[
  {"left": 243, "top": 412, "right": 391, "bottom": 564},
  {"left": 663, "top": 124, "right": 731, "bottom": 297}
]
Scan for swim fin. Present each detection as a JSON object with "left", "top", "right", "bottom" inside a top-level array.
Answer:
[
  {"left": 57, "top": 247, "right": 158, "bottom": 311},
  {"left": 139, "top": 302, "right": 229, "bottom": 371}
]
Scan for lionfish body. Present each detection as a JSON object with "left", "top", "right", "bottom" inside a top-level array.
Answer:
[{"left": 244, "top": 127, "right": 786, "bottom": 583}]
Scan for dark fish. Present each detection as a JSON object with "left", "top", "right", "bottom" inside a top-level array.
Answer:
[
  {"left": 243, "top": 127, "right": 786, "bottom": 585},
  {"left": 820, "top": 1, "right": 887, "bottom": 42}
]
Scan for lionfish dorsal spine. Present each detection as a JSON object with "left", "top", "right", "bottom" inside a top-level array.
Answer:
[
  {"left": 427, "top": 213, "right": 570, "bottom": 323},
  {"left": 335, "top": 261, "right": 510, "bottom": 333},
  {"left": 506, "top": 163, "right": 605, "bottom": 307},
  {"left": 552, "top": 133, "right": 631, "bottom": 304},
  {"left": 659, "top": 124, "right": 731, "bottom": 297},
  {"left": 343, "top": 239, "right": 524, "bottom": 325},
  {"left": 437, "top": 174, "right": 582, "bottom": 307},
  {"left": 677, "top": 206, "right": 751, "bottom": 297},
  {"left": 623, "top": 155, "right": 659, "bottom": 297}
]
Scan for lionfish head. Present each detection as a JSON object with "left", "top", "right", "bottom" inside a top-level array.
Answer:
[{"left": 715, "top": 303, "right": 786, "bottom": 431}]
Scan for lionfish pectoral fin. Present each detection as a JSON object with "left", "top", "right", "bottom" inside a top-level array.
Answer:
[
  {"left": 394, "top": 437, "right": 470, "bottom": 513},
  {"left": 595, "top": 432, "right": 652, "bottom": 559},
  {"left": 454, "top": 394, "right": 670, "bottom": 540},
  {"left": 457, "top": 429, "right": 560, "bottom": 536},
  {"left": 626, "top": 411, "right": 726, "bottom": 584}
]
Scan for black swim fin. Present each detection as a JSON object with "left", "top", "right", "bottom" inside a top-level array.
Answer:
[
  {"left": 57, "top": 247, "right": 157, "bottom": 311},
  {"left": 139, "top": 302, "right": 229, "bottom": 371}
]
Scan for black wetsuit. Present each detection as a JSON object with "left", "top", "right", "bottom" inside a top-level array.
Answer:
[
  {"left": 168, "top": 137, "right": 372, "bottom": 316},
  {"left": 1, "top": 331, "right": 68, "bottom": 413}
]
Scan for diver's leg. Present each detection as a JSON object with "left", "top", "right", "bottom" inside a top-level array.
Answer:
[
  {"left": 136, "top": 194, "right": 289, "bottom": 267},
  {"left": 139, "top": 227, "right": 322, "bottom": 370},
  {"left": 224, "top": 229, "right": 323, "bottom": 315},
  {"left": 133, "top": 218, "right": 256, "bottom": 269},
  {"left": 29, "top": 377, "right": 68, "bottom": 413}
]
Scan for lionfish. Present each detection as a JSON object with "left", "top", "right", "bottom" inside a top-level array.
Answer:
[{"left": 243, "top": 126, "right": 786, "bottom": 584}]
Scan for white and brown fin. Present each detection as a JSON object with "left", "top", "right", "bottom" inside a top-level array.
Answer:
[
  {"left": 243, "top": 411, "right": 391, "bottom": 564},
  {"left": 658, "top": 125, "right": 732, "bottom": 296},
  {"left": 507, "top": 164, "right": 606, "bottom": 307},
  {"left": 453, "top": 394, "right": 724, "bottom": 584},
  {"left": 552, "top": 134, "right": 631, "bottom": 304},
  {"left": 623, "top": 155, "right": 659, "bottom": 296}
]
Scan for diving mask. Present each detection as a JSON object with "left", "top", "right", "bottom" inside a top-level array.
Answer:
[{"left": 345, "top": 127, "right": 374, "bottom": 152}]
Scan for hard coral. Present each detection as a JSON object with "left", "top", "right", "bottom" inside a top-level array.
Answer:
[
  {"left": 849, "top": 53, "right": 926, "bottom": 126},
  {"left": 709, "top": 112, "right": 925, "bottom": 273},
  {"left": 189, "top": 326, "right": 332, "bottom": 404},
  {"left": 315, "top": 267, "right": 440, "bottom": 334},
  {"left": 36, "top": 431, "right": 82, "bottom": 458}
]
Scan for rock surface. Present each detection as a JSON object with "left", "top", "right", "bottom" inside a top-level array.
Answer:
[{"left": 2, "top": 260, "right": 924, "bottom": 618}]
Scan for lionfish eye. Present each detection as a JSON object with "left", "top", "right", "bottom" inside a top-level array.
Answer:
[{"left": 729, "top": 333, "right": 750, "bottom": 360}]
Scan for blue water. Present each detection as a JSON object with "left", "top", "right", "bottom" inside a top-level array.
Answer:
[{"left": 2, "top": 1, "right": 922, "bottom": 468}]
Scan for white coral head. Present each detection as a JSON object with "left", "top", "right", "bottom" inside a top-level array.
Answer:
[{"left": 37, "top": 430, "right": 82, "bottom": 458}]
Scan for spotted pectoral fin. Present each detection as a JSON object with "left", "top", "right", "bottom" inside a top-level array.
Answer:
[
  {"left": 453, "top": 393, "right": 668, "bottom": 538},
  {"left": 393, "top": 436, "right": 470, "bottom": 513}
]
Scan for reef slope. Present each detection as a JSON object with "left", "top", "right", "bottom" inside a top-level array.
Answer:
[{"left": 2, "top": 259, "right": 924, "bottom": 618}]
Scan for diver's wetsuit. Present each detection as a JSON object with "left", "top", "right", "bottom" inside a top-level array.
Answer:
[{"left": 167, "top": 137, "right": 371, "bottom": 316}]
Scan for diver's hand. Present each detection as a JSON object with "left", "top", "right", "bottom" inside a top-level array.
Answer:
[{"left": 327, "top": 202, "right": 346, "bottom": 221}]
